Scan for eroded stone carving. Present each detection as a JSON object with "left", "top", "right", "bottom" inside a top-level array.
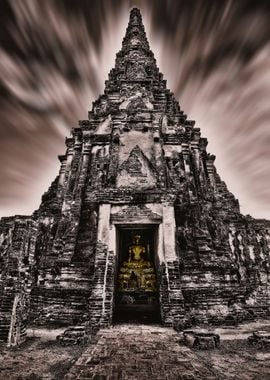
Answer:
[{"left": 117, "top": 146, "right": 157, "bottom": 188}]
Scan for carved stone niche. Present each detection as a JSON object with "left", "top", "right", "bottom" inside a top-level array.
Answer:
[
  {"left": 127, "top": 50, "right": 144, "bottom": 60},
  {"left": 127, "top": 97, "right": 147, "bottom": 113},
  {"left": 126, "top": 62, "right": 146, "bottom": 79},
  {"left": 120, "top": 84, "right": 153, "bottom": 101},
  {"left": 117, "top": 145, "right": 157, "bottom": 189},
  {"left": 120, "top": 93, "right": 153, "bottom": 116}
]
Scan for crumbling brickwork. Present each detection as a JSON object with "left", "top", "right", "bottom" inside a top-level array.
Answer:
[{"left": 0, "top": 8, "right": 269, "bottom": 344}]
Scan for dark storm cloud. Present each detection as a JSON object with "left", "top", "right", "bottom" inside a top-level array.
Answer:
[{"left": 0, "top": 0, "right": 269, "bottom": 218}]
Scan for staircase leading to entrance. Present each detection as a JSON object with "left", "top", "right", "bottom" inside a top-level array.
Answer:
[{"left": 0, "top": 285, "right": 15, "bottom": 342}]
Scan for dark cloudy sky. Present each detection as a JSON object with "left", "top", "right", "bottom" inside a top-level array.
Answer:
[{"left": 0, "top": 0, "right": 269, "bottom": 218}]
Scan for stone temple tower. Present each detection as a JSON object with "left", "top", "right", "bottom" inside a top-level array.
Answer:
[{"left": 0, "top": 8, "right": 269, "bottom": 344}]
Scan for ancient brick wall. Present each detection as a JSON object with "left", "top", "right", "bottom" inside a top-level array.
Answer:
[
  {"left": 0, "top": 216, "right": 36, "bottom": 343},
  {"left": 175, "top": 199, "right": 270, "bottom": 324}
]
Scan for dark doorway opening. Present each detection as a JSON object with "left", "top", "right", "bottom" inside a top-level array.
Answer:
[{"left": 113, "top": 225, "right": 161, "bottom": 324}]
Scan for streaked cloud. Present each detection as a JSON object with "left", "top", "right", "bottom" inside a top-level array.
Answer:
[{"left": 0, "top": 0, "right": 269, "bottom": 218}]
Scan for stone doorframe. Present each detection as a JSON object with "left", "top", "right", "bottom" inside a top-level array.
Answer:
[{"left": 88, "top": 203, "right": 184, "bottom": 329}]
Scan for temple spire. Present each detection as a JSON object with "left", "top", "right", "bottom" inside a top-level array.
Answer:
[
  {"left": 121, "top": 8, "right": 150, "bottom": 53},
  {"left": 103, "top": 7, "right": 160, "bottom": 93}
]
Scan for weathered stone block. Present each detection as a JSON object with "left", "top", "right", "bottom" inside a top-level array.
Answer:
[{"left": 183, "top": 330, "right": 220, "bottom": 350}]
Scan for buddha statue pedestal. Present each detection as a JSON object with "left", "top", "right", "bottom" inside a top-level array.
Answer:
[{"left": 118, "top": 261, "right": 157, "bottom": 293}]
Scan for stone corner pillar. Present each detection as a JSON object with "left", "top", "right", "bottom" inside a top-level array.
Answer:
[
  {"left": 89, "top": 203, "right": 115, "bottom": 330},
  {"left": 159, "top": 204, "right": 185, "bottom": 327}
]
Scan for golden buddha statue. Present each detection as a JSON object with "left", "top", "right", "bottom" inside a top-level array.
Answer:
[
  {"left": 118, "top": 234, "right": 157, "bottom": 292},
  {"left": 128, "top": 235, "right": 146, "bottom": 264}
]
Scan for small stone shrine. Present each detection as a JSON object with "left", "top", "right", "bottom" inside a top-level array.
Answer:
[{"left": 0, "top": 8, "right": 269, "bottom": 345}]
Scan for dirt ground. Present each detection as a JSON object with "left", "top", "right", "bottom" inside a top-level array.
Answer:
[
  {"left": 0, "top": 337, "right": 84, "bottom": 380},
  {"left": 195, "top": 339, "right": 270, "bottom": 380},
  {"left": 0, "top": 322, "right": 270, "bottom": 380}
]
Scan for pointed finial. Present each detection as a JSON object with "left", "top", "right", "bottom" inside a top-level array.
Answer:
[
  {"left": 119, "top": 7, "right": 149, "bottom": 52},
  {"left": 129, "top": 7, "right": 143, "bottom": 25},
  {"left": 130, "top": 7, "right": 142, "bottom": 17}
]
